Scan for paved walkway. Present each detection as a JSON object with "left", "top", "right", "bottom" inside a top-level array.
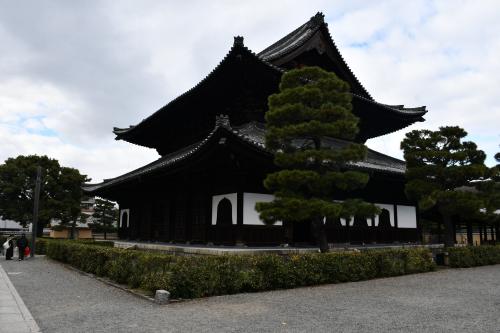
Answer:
[
  {"left": 2, "top": 257, "right": 500, "bottom": 332},
  {"left": 0, "top": 261, "right": 40, "bottom": 333}
]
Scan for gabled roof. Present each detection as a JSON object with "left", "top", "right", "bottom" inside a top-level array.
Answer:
[
  {"left": 258, "top": 13, "right": 427, "bottom": 118},
  {"left": 85, "top": 118, "right": 406, "bottom": 194},
  {"left": 258, "top": 12, "right": 373, "bottom": 100}
]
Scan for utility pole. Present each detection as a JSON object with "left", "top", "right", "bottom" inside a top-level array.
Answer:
[{"left": 31, "top": 166, "right": 42, "bottom": 258}]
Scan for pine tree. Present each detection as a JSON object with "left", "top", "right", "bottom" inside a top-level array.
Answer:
[
  {"left": 256, "top": 66, "right": 379, "bottom": 252},
  {"left": 401, "top": 126, "right": 488, "bottom": 247},
  {"left": 477, "top": 149, "right": 500, "bottom": 243},
  {"left": 91, "top": 198, "right": 118, "bottom": 240}
]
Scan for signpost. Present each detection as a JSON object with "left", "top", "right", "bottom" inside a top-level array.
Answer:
[{"left": 31, "top": 166, "right": 41, "bottom": 258}]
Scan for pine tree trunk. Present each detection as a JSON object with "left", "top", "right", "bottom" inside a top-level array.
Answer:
[
  {"left": 70, "top": 221, "right": 76, "bottom": 240},
  {"left": 36, "top": 220, "right": 47, "bottom": 238},
  {"left": 311, "top": 218, "right": 329, "bottom": 253},
  {"left": 495, "top": 224, "right": 499, "bottom": 245},
  {"left": 436, "top": 220, "right": 442, "bottom": 243},
  {"left": 466, "top": 222, "right": 473, "bottom": 246},
  {"left": 442, "top": 214, "right": 454, "bottom": 248}
]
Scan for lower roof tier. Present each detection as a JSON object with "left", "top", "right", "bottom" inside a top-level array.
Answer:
[{"left": 85, "top": 120, "right": 407, "bottom": 196}]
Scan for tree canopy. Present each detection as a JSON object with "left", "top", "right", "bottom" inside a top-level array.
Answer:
[
  {"left": 256, "top": 66, "right": 379, "bottom": 252},
  {"left": 90, "top": 197, "right": 118, "bottom": 239},
  {"left": 0, "top": 155, "right": 89, "bottom": 236},
  {"left": 401, "top": 126, "right": 488, "bottom": 247}
]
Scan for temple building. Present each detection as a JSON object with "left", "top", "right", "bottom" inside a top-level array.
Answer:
[{"left": 84, "top": 13, "right": 427, "bottom": 245}]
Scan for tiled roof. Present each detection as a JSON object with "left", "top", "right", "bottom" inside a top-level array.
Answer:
[
  {"left": 233, "top": 122, "right": 407, "bottom": 174},
  {"left": 113, "top": 15, "right": 426, "bottom": 142},
  {"left": 85, "top": 120, "right": 406, "bottom": 193}
]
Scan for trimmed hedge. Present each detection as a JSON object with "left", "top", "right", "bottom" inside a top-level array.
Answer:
[
  {"left": 43, "top": 240, "right": 435, "bottom": 299},
  {"left": 34, "top": 238, "right": 113, "bottom": 255},
  {"left": 448, "top": 246, "right": 500, "bottom": 268}
]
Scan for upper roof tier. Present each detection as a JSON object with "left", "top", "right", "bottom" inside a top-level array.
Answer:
[
  {"left": 114, "top": 13, "right": 427, "bottom": 156},
  {"left": 258, "top": 12, "right": 373, "bottom": 100}
]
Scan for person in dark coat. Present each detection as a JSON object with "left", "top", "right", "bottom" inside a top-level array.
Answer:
[
  {"left": 5, "top": 237, "right": 14, "bottom": 260},
  {"left": 17, "top": 234, "right": 28, "bottom": 261}
]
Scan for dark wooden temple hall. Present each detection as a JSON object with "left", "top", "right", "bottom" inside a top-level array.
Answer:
[{"left": 84, "top": 13, "right": 428, "bottom": 246}]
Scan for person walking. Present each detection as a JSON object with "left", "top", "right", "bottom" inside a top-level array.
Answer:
[
  {"left": 5, "top": 236, "right": 14, "bottom": 260},
  {"left": 16, "top": 234, "right": 28, "bottom": 261}
]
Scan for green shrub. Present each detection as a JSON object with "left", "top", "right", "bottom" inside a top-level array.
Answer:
[
  {"left": 35, "top": 238, "right": 48, "bottom": 254},
  {"left": 448, "top": 246, "right": 500, "bottom": 268},
  {"left": 43, "top": 241, "right": 436, "bottom": 300}
]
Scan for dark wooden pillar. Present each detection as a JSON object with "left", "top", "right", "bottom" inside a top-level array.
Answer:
[
  {"left": 370, "top": 217, "right": 376, "bottom": 244},
  {"left": 393, "top": 204, "right": 398, "bottom": 243},
  {"left": 162, "top": 196, "right": 171, "bottom": 242},
  {"left": 478, "top": 224, "right": 484, "bottom": 245},
  {"left": 437, "top": 220, "right": 442, "bottom": 243},
  {"left": 495, "top": 225, "right": 499, "bottom": 244},
  {"left": 236, "top": 192, "right": 244, "bottom": 245},
  {"left": 130, "top": 204, "right": 138, "bottom": 240}
]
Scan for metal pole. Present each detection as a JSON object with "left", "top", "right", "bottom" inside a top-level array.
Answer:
[{"left": 31, "top": 166, "right": 42, "bottom": 258}]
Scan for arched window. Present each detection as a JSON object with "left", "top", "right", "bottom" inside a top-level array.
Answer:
[
  {"left": 353, "top": 215, "right": 368, "bottom": 228},
  {"left": 120, "top": 210, "right": 129, "bottom": 228},
  {"left": 378, "top": 209, "right": 392, "bottom": 228},
  {"left": 216, "top": 198, "right": 233, "bottom": 225}
]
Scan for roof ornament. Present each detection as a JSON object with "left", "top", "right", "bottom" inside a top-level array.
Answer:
[
  {"left": 308, "top": 12, "right": 325, "bottom": 28},
  {"left": 233, "top": 36, "right": 244, "bottom": 47},
  {"left": 215, "top": 114, "right": 231, "bottom": 129}
]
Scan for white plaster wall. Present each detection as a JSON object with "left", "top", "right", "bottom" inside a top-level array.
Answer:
[
  {"left": 374, "top": 204, "right": 395, "bottom": 227},
  {"left": 119, "top": 209, "right": 130, "bottom": 228},
  {"left": 211, "top": 193, "right": 237, "bottom": 225},
  {"left": 243, "top": 193, "right": 282, "bottom": 226},
  {"left": 396, "top": 205, "right": 417, "bottom": 228},
  {"left": 340, "top": 218, "right": 350, "bottom": 226}
]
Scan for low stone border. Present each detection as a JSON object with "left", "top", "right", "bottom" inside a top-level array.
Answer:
[{"left": 114, "top": 240, "right": 444, "bottom": 256}]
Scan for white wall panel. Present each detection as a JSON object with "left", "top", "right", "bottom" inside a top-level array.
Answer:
[
  {"left": 243, "top": 193, "right": 282, "bottom": 226},
  {"left": 397, "top": 205, "right": 417, "bottom": 228}
]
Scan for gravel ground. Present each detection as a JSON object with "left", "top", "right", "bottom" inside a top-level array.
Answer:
[{"left": 2, "top": 257, "right": 499, "bottom": 333}]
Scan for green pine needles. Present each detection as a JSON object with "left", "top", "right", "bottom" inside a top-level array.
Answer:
[
  {"left": 401, "top": 126, "right": 489, "bottom": 247},
  {"left": 256, "top": 67, "right": 379, "bottom": 252}
]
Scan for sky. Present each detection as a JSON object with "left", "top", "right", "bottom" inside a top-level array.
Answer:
[{"left": 0, "top": 0, "right": 499, "bottom": 183}]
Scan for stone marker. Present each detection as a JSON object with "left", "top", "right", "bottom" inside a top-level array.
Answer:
[{"left": 155, "top": 290, "right": 170, "bottom": 304}]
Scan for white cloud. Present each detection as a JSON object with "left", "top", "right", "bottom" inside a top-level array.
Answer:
[{"left": 0, "top": 0, "right": 499, "bottom": 186}]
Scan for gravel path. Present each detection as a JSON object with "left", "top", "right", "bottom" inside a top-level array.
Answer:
[{"left": 2, "top": 257, "right": 499, "bottom": 333}]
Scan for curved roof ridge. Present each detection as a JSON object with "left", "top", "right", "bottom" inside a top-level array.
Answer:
[
  {"left": 352, "top": 93, "right": 427, "bottom": 116},
  {"left": 319, "top": 20, "right": 373, "bottom": 100},
  {"left": 114, "top": 37, "right": 262, "bottom": 138},
  {"left": 258, "top": 12, "right": 324, "bottom": 60}
]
